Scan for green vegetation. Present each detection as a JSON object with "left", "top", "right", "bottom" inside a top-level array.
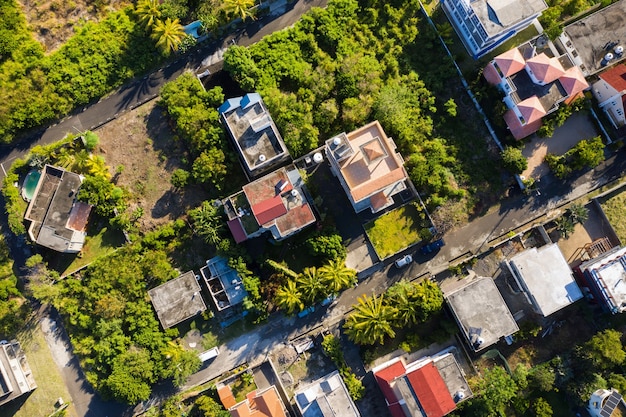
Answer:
[
  {"left": 142, "top": 390, "right": 230, "bottom": 417},
  {"left": 60, "top": 227, "right": 126, "bottom": 277},
  {"left": 223, "top": 0, "right": 503, "bottom": 207},
  {"left": 554, "top": 202, "right": 589, "bottom": 238},
  {"left": 321, "top": 335, "right": 365, "bottom": 401},
  {"left": 600, "top": 187, "right": 626, "bottom": 243},
  {"left": 501, "top": 147, "right": 528, "bottom": 175},
  {"left": 159, "top": 73, "right": 245, "bottom": 195},
  {"left": 0, "top": 233, "right": 27, "bottom": 338},
  {"left": 272, "top": 259, "right": 356, "bottom": 314},
  {"left": 344, "top": 279, "right": 443, "bottom": 345},
  {"left": 545, "top": 136, "right": 605, "bottom": 179},
  {"left": 31, "top": 222, "right": 203, "bottom": 404},
  {"left": 365, "top": 203, "right": 431, "bottom": 259}
]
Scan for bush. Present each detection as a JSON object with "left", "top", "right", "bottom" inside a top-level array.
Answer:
[
  {"left": 501, "top": 147, "right": 527, "bottom": 174},
  {"left": 171, "top": 168, "right": 190, "bottom": 188},
  {"left": 305, "top": 230, "right": 346, "bottom": 261}
]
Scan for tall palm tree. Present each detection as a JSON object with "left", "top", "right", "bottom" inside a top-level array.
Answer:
[
  {"left": 136, "top": 0, "right": 161, "bottom": 30},
  {"left": 319, "top": 259, "right": 357, "bottom": 293},
  {"left": 224, "top": 0, "right": 256, "bottom": 21},
  {"left": 386, "top": 280, "right": 419, "bottom": 326},
  {"left": 274, "top": 280, "right": 304, "bottom": 315},
  {"left": 151, "top": 18, "right": 186, "bottom": 56},
  {"left": 297, "top": 267, "right": 324, "bottom": 304},
  {"left": 344, "top": 294, "right": 397, "bottom": 345}
]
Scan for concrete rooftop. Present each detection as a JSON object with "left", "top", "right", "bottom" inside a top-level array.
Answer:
[
  {"left": 445, "top": 276, "right": 519, "bottom": 351},
  {"left": 294, "top": 371, "right": 360, "bottom": 417},
  {"left": 471, "top": 0, "right": 547, "bottom": 37},
  {"left": 507, "top": 244, "right": 583, "bottom": 317},
  {"left": 563, "top": 0, "right": 626, "bottom": 75},
  {"left": 148, "top": 271, "right": 207, "bottom": 329}
]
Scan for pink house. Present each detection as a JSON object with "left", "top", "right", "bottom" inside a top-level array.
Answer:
[{"left": 484, "top": 42, "right": 589, "bottom": 140}]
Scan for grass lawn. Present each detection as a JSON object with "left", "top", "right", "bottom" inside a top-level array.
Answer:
[
  {"left": 364, "top": 203, "right": 429, "bottom": 259},
  {"left": 1, "top": 314, "right": 77, "bottom": 417},
  {"left": 600, "top": 187, "right": 626, "bottom": 244},
  {"left": 55, "top": 225, "right": 126, "bottom": 277},
  {"left": 231, "top": 374, "right": 257, "bottom": 403}
]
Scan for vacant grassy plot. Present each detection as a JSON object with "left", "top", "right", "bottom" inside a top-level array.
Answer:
[
  {"left": 61, "top": 226, "right": 125, "bottom": 277},
  {"left": 364, "top": 203, "right": 430, "bottom": 259},
  {"left": 600, "top": 187, "right": 626, "bottom": 243},
  {"left": 2, "top": 314, "right": 77, "bottom": 417}
]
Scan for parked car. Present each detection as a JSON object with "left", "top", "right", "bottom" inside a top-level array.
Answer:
[
  {"left": 395, "top": 254, "right": 413, "bottom": 268},
  {"left": 420, "top": 238, "right": 445, "bottom": 255}
]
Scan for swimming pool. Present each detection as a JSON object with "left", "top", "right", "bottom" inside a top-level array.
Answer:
[{"left": 21, "top": 170, "right": 41, "bottom": 202}]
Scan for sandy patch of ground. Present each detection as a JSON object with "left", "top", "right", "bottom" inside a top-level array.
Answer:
[
  {"left": 95, "top": 99, "right": 209, "bottom": 232},
  {"left": 18, "top": 0, "right": 130, "bottom": 53},
  {"left": 521, "top": 112, "right": 600, "bottom": 179}
]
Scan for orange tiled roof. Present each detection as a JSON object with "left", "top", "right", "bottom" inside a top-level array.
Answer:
[
  {"left": 517, "top": 96, "right": 546, "bottom": 124},
  {"left": 559, "top": 66, "right": 589, "bottom": 97},
  {"left": 504, "top": 109, "right": 542, "bottom": 140},
  {"left": 219, "top": 386, "right": 237, "bottom": 410},
  {"left": 230, "top": 387, "right": 286, "bottom": 417},
  {"left": 494, "top": 48, "right": 526, "bottom": 77},
  {"left": 526, "top": 53, "right": 565, "bottom": 84},
  {"left": 483, "top": 62, "right": 503, "bottom": 85},
  {"left": 599, "top": 63, "right": 626, "bottom": 91}
]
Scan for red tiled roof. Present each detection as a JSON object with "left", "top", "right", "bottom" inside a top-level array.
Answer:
[
  {"left": 504, "top": 109, "right": 542, "bottom": 140},
  {"left": 517, "top": 96, "right": 546, "bottom": 124},
  {"left": 227, "top": 219, "right": 248, "bottom": 243},
  {"left": 219, "top": 386, "right": 237, "bottom": 409},
  {"left": 526, "top": 53, "right": 565, "bottom": 84},
  {"left": 374, "top": 359, "right": 406, "bottom": 408},
  {"left": 483, "top": 62, "right": 503, "bottom": 85},
  {"left": 599, "top": 63, "right": 626, "bottom": 91},
  {"left": 494, "top": 48, "right": 526, "bottom": 77},
  {"left": 252, "top": 195, "right": 287, "bottom": 225},
  {"left": 559, "top": 67, "right": 589, "bottom": 97},
  {"left": 406, "top": 363, "right": 456, "bottom": 417},
  {"left": 370, "top": 191, "right": 391, "bottom": 212}
]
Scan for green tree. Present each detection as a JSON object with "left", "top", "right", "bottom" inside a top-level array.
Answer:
[
  {"left": 444, "top": 98, "right": 457, "bottom": 117},
  {"left": 192, "top": 148, "right": 227, "bottom": 189},
  {"left": 194, "top": 394, "right": 230, "bottom": 417},
  {"left": 582, "top": 329, "right": 626, "bottom": 370},
  {"left": 319, "top": 259, "right": 357, "bottom": 294},
  {"left": 223, "top": 46, "right": 260, "bottom": 91},
  {"left": 274, "top": 280, "right": 304, "bottom": 315},
  {"left": 344, "top": 294, "right": 396, "bottom": 345},
  {"left": 386, "top": 280, "right": 420, "bottom": 326},
  {"left": 532, "top": 397, "right": 553, "bottom": 417},
  {"left": 529, "top": 364, "right": 556, "bottom": 392},
  {"left": 297, "top": 267, "right": 324, "bottom": 303},
  {"left": 567, "top": 202, "right": 589, "bottom": 225},
  {"left": 151, "top": 18, "right": 185, "bottom": 55},
  {"left": 555, "top": 215, "right": 575, "bottom": 238},
  {"left": 135, "top": 0, "right": 162, "bottom": 29},
  {"left": 188, "top": 200, "right": 226, "bottom": 246},
  {"left": 478, "top": 366, "right": 518, "bottom": 415},
  {"left": 501, "top": 147, "right": 528, "bottom": 174},
  {"left": 571, "top": 136, "right": 605, "bottom": 170},
  {"left": 82, "top": 130, "right": 100, "bottom": 151},
  {"left": 170, "top": 168, "right": 190, "bottom": 188},
  {"left": 224, "top": 0, "right": 256, "bottom": 21},
  {"left": 78, "top": 175, "right": 126, "bottom": 217},
  {"left": 305, "top": 231, "right": 346, "bottom": 262}
]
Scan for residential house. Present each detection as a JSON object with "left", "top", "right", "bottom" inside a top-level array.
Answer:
[
  {"left": 578, "top": 246, "right": 626, "bottom": 314},
  {"left": 592, "top": 64, "right": 626, "bottom": 129},
  {"left": 223, "top": 166, "right": 316, "bottom": 243},
  {"left": 325, "top": 121, "right": 409, "bottom": 214},
  {"left": 24, "top": 165, "right": 92, "bottom": 253},
  {"left": 557, "top": 0, "right": 626, "bottom": 77},
  {"left": 440, "top": 0, "right": 547, "bottom": 59},
  {"left": 372, "top": 349, "right": 471, "bottom": 417},
  {"left": 200, "top": 256, "right": 247, "bottom": 311},
  {"left": 507, "top": 244, "right": 583, "bottom": 317},
  {"left": 147, "top": 271, "right": 207, "bottom": 329},
  {"left": 483, "top": 41, "right": 589, "bottom": 139},
  {"left": 294, "top": 370, "right": 360, "bottom": 417},
  {"left": 0, "top": 340, "right": 37, "bottom": 407},
  {"left": 588, "top": 389, "right": 626, "bottom": 417},
  {"left": 446, "top": 277, "right": 519, "bottom": 351},
  {"left": 221, "top": 385, "right": 288, "bottom": 417},
  {"left": 218, "top": 93, "right": 290, "bottom": 180}
]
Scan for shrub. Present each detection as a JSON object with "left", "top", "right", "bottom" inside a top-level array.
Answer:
[
  {"left": 501, "top": 147, "right": 527, "bottom": 174},
  {"left": 305, "top": 230, "right": 346, "bottom": 261}
]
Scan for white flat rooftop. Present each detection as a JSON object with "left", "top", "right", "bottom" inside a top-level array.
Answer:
[
  {"left": 508, "top": 244, "right": 583, "bottom": 317},
  {"left": 580, "top": 246, "right": 626, "bottom": 313}
]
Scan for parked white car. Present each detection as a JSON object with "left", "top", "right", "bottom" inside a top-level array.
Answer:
[{"left": 395, "top": 254, "right": 413, "bottom": 268}]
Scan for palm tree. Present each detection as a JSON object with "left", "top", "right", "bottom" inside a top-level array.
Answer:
[
  {"left": 151, "top": 18, "right": 186, "bottom": 56},
  {"left": 567, "top": 203, "right": 589, "bottom": 225},
  {"left": 386, "top": 280, "right": 419, "bottom": 326},
  {"left": 297, "top": 267, "right": 324, "bottom": 304},
  {"left": 274, "top": 280, "right": 304, "bottom": 315},
  {"left": 189, "top": 201, "right": 226, "bottom": 246},
  {"left": 344, "top": 294, "right": 397, "bottom": 345},
  {"left": 54, "top": 148, "right": 76, "bottom": 169},
  {"left": 319, "top": 259, "right": 357, "bottom": 293},
  {"left": 224, "top": 0, "right": 256, "bottom": 21},
  {"left": 136, "top": 0, "right": 161, "bottom": 30}
]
